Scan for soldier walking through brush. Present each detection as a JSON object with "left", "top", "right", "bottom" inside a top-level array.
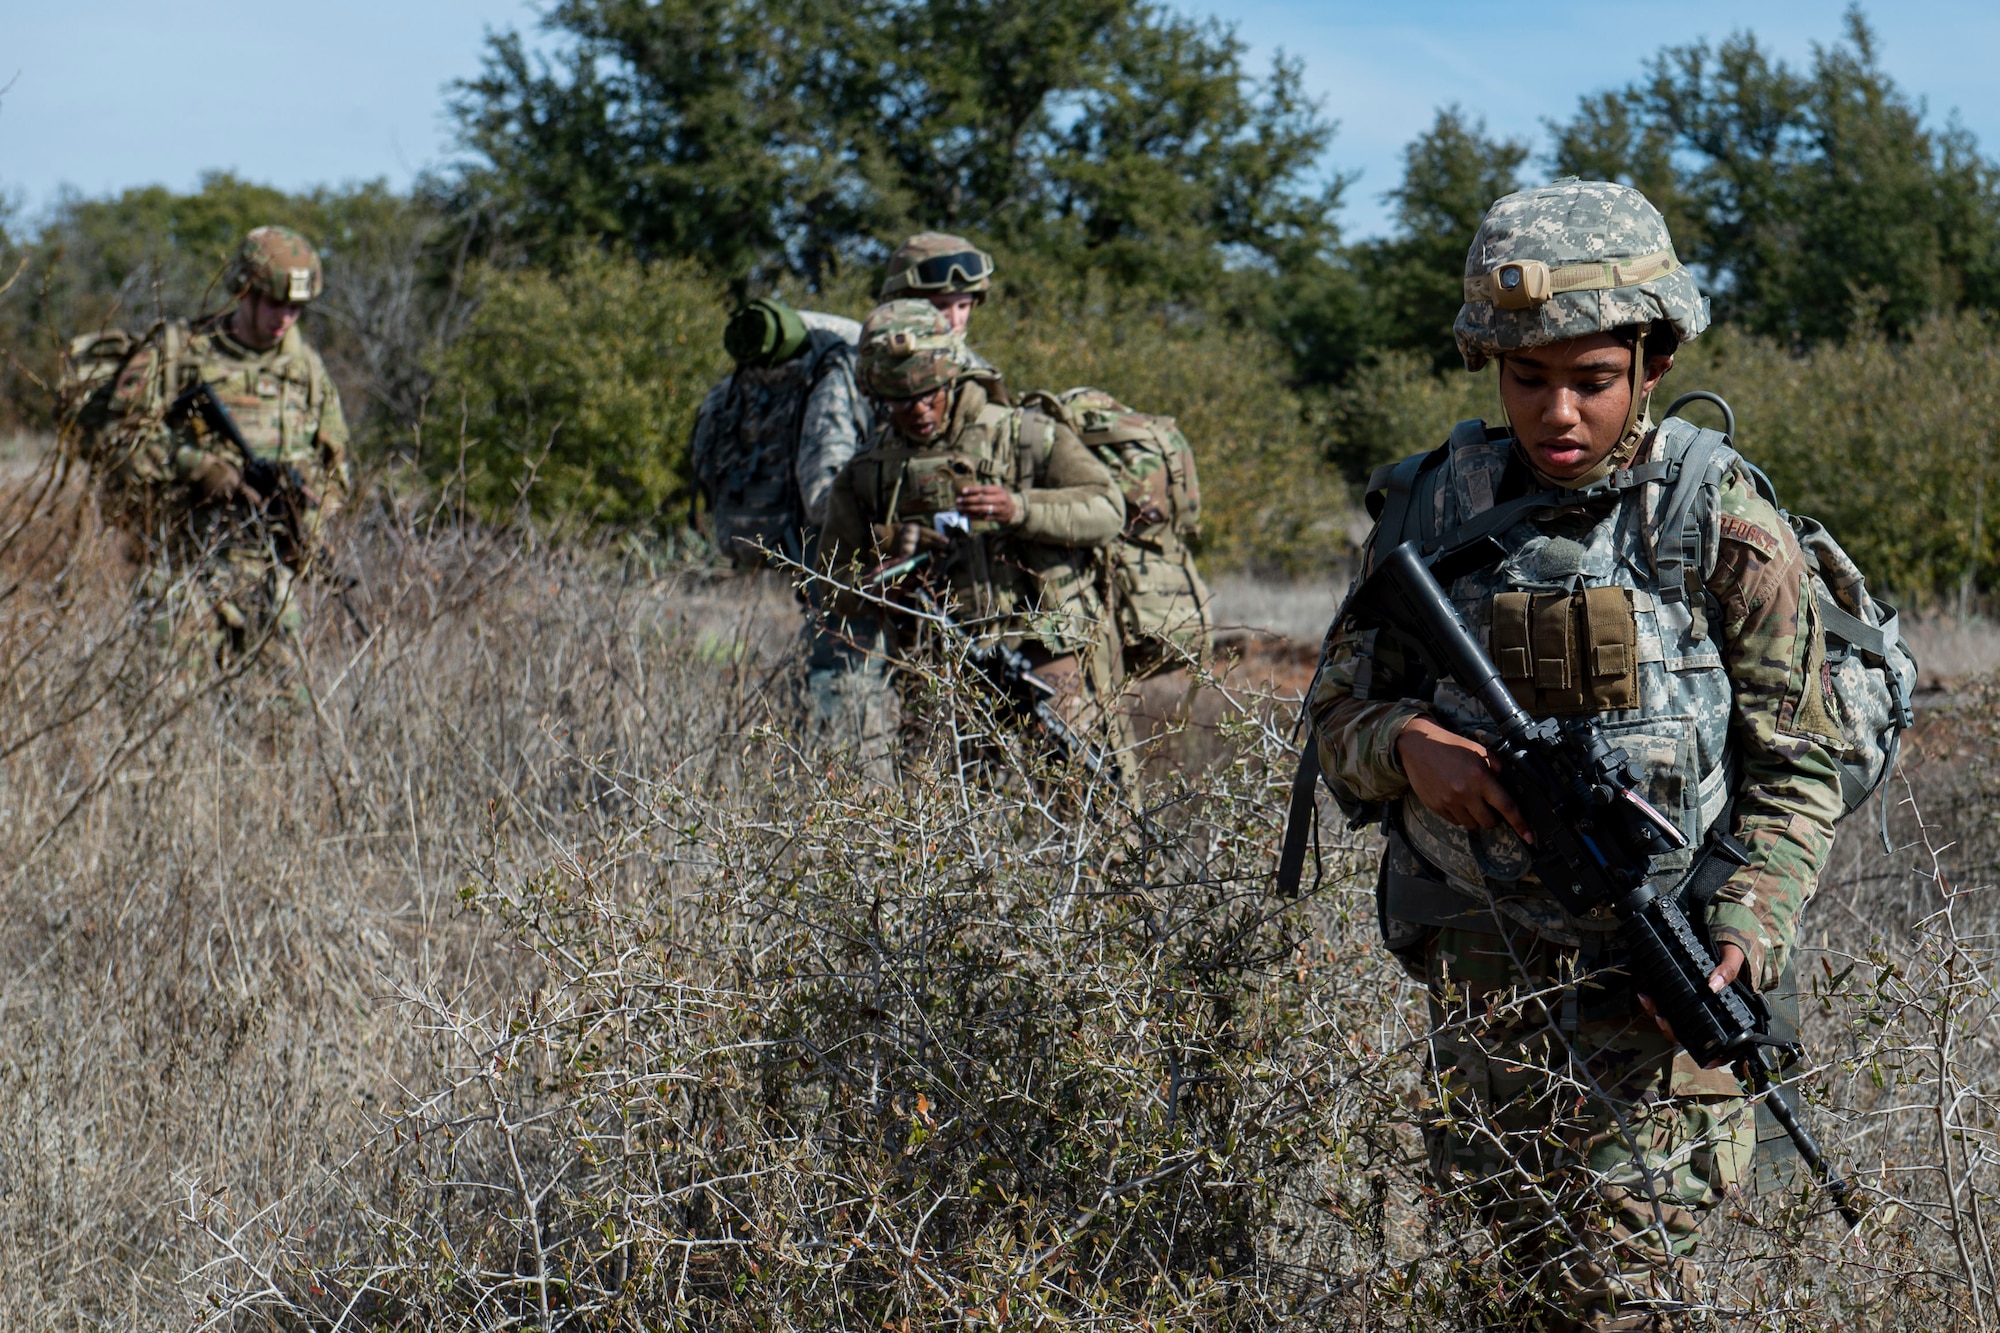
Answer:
[
  {"left": 1306, "top": 181, "right": 1848, "bottom": 1330},
  {"left": 68, "top": 225, "right": 352, "bottom": 670},
  {"left": 820, "top": 300, "right": 1130, "bottom": 779}
]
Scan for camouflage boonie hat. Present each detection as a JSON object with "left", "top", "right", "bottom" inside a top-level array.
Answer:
[
  {"left": 856, "top": 300, "right": 968, "bottom": 399},
  {"left": 1454, "top": 179, "right": 1708, "bottom": 371},
  {"left": 880, "top": 232, "right": 995, "bottom": 300},
  {"left": 228, "top": 225, "right": 323, "bottom": 304}
]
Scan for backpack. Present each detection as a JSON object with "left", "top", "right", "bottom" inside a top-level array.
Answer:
[
  {"left": 1023, "top": 388, "right": 1213, "bottom": 675},
  {"left": 692, "top": 316, "right": 858, "bottom": 567},
  {"left": 1639, "top": 393, "right": 1915, "bottom": 839}
]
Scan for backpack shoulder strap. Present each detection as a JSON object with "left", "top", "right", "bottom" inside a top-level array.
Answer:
[
  {"left": 1648, "top": 417, "right": 1739, "bottom": 601},
  {"left": 1014, "top": 407, "right": 1056, "bottom": 487},
  {"left": 1362, "top": 418, "right": 1494, "bottom": 571},
  {"left": 1017, "top": 389, "right": 1067, "bottom": 423}
]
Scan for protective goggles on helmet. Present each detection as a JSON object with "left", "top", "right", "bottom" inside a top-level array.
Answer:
[{"left": 909, "top": 250, "right": 993, "bottom": 289}]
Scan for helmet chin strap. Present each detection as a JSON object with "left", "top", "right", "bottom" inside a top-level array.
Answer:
[{"left": 1506, "top": 323, "right": 1654, "bottom": 489}]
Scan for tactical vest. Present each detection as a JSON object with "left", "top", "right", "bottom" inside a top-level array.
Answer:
[
  {"left": 1320, "top": 413, "right": 1916, "bottom": 937},
  {"left": 1371, "top": 420, "right": 1738, "bottom": 927},
  {"left": 65, "top": 319, "right": 344, "bottom": 509},
  {"left": 694, "top": 329, "right": 855, "bottom": 567},
  {"left": 183, "top": 325, "right": 339, "bottom": 476},
  {"left": 1023, "top": 389, "right": 1212, "bottom": 674},
  {"left": 848, "top": 395, "right": 1103, "bottom": 651}
]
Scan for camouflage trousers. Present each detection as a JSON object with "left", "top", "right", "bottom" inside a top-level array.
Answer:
[
  {"left": 145, "top": 540, "right": 303, "bottom": 672},
  {"left": 1420, "top": 922, "right": 1754, "bottom": 1332},
  {"left": 805, "top": 613, "right": 900, "bottom": 784}
]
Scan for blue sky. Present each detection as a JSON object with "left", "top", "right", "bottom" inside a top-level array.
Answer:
[{"left": 5, "top": 2, "right": 1998, "bottom": 240}]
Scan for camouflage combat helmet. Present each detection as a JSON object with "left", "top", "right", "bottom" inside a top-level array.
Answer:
[
  {"left": 228, "top": 225, "right": 324, "bottom": 304},
  {"left": 880, "top": 232, "right": 995, "bottom": 301},
  {"left": 1454, "top": 179, "right": 1707, "bottom": 372},
  {"left": 856, "top": 299, "right": 967, "bottom": 400},
  {"left": 724, "top": 296, "right": 810, "bottom": 368}
]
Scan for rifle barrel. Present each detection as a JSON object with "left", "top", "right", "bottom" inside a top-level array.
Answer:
[
  {"left": 1367, "top": 542, "right": 1538, "bottom": 742},
  {"left": 1748, "top": 1057, "right": 1866, "bottom": 1227}
]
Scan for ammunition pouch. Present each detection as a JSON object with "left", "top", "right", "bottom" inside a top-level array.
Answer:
[{"left": 1490, "top": 585, "right": 1638, "bottom": 714}]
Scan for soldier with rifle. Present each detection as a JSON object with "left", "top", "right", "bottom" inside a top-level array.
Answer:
[
  {"left": 69, "top": 225, "right": 352, "bottom": 668},
  {"left": 820, "top": 300, "right": 1128, "bottom": 781},
  {"left": 1297, "top": 181, "right": 1851, "bottom": 1330}
]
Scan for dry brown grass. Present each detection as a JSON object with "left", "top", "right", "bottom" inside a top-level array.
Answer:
[
  {"left": 4, "top": 446, "right": 2000, "bottom": 1329},
  {"left": 0, "top": 457, "right": 798, "bottom": 1324}
]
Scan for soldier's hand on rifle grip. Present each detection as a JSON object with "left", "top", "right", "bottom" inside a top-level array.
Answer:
[
  {"left": 1394, "top": 717, "right": 1535, "bottom": 845},
  {"left": 1636, "top": 943, "right": 1749, "bottom": 1060},
  {"left": 191, "top": 454, "right": 262, "bottom": 506}
]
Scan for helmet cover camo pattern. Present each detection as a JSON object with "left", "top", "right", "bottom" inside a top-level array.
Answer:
[
  {"left": 228, "top": 225, "right": 323, "bottom": 304},
  {"left": 856, "top": 299, "right": 968, "bottom": 400},
  {"left": 880, "top": 232, "right": 995, "bottom": 300},
  {"left": 1454, "top": 179, "right": 1708, "bottom": 371}
]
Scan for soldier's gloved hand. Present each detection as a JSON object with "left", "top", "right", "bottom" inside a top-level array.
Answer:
[
  {"left": 1394, "top": 717, "right": 1534, "bottom": 844},
  {"left": 955, "top": 484, "right": 1018, "bottom": 525}
]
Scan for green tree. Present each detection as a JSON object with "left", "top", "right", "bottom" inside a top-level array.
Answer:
[
  {"left": 448, "top": 0, "right": 1343, "bottom": 299},
  {"left": 1353, "top": 107, "right": 1527, "bottom": 372},
  {"left": 0, "top": 173, "right": 460, "bottom": 442},
  {"left": 426, "top": 249, "right": 728, "bottom": 530},
  {"left": 1548, "top": 8, "right": 2000, "bottom": 343}
]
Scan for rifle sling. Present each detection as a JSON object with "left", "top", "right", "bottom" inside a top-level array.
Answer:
[{"left": 1275, "top": 744, "right": 1321, "bottom": 898}]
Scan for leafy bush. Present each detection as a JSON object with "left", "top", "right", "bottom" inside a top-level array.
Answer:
[
  {"left": 430, "top": 252, "right": 1346, "bottom": 573},
  {"left": 427, "top": 249, "right": 727, "bottom": 530},
  {"left": 1674, "top": 316, "right": 2000, "bottom": 601},
  {"left": 1319, "top": 348, "right": 1497, "bottom": 483}
]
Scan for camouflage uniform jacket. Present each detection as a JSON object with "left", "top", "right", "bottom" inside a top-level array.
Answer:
[
  {"left": 94, "top": 317, "right": 351, "bottom": 547},
  {"left": 796, "top": 333, "right": 874, "bottom": 528},
  {"left": 821, "top": 380, "right": 1123, "bottom": 652},
  {"left": 1311, "top": 420, "right": 1844, "bottom": 995}
]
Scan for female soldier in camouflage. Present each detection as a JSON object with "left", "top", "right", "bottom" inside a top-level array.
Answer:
[{"left": 1309, "top": 181, "right": 1844, "bottom": 1330}]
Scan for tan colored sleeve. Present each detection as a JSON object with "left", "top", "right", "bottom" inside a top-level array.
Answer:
[
  {"left": 1705, "top": 469, "right": 1846, "bottom": 990},
  {"left": 1308, "top": 615, "right": 1431, "bottom": 804},
  {"left": 1013, "top": 421, "right": 1124, "bottom": 547}
]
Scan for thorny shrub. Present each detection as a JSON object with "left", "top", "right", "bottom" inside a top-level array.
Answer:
[{"left": 5, "top": 431, "right": 2000, "bottom": 1325}]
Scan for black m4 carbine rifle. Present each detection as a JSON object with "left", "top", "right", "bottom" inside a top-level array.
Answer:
[{"left": 165, "top": 380, "right": 317, "bottom": 520}]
